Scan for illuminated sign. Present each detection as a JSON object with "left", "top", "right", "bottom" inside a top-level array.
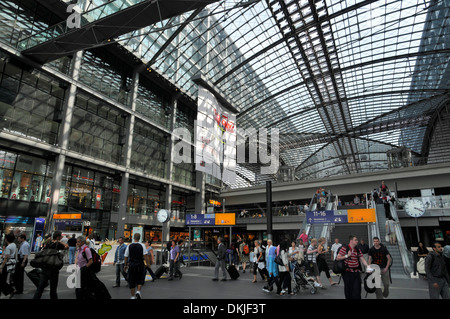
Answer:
[
  {"left": 53, "top": 214, "right": 82, "bottom": 220},
  {"left": 209, "top": 200, "right": 221, "bottom": 207}
]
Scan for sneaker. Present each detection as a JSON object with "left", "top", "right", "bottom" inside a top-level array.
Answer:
[
  {"left": 136, "top": 291, "right": 141, "bottom": 299},
  {"left": 262, "top": 288, "right": 270, "bottom": 293},
  {"left": 130, "top": 296, "right": 136, "bottom": 299}
]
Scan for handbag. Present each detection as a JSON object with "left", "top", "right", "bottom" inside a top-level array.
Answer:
[
  {"left": 274, "top": 253, "right": 284, "bottom": 266},
  {"left": 416, "top": 257, "right": 426, "bottom": 275},
  {"left": 2, "top": 258, "right": 16, "bottom": 273},
  {"left": 31, "top": 247, "right": 64, "bottom": 270}
]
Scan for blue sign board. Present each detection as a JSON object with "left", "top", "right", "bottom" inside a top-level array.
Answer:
[
  {"left": 306, "top": 210, "right": 348, "bottom": 224},
  {"left": 186, "top": 214, "right": 215, "bottom": 226}
]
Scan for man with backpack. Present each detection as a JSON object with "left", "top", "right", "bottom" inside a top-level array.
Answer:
[
  {"left": 336, "top": 235, "right": 371, "bottom": 299},
  {"left": 368, "top": 237, "right": 392, "bottom": 299}
]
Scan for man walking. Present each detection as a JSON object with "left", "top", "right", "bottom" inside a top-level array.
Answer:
[
  {"left": 425, "top": 242, "right": 450, "bottom": 299},
  {"left": 331, "top": 238, "right": 342, "bottom": 261},
  {"left": 33, "top": 231, "right": 68, "bottom": 299},
  {"left": 168, "top": 239, "right": 183, "bottom": 281},
  {"left": 113, "top": 237, "right": 128, "bottom": 287},
  {"left": 368, "top": 237, "right": 392, "bottom": 299},
  {"left": 213, "top": 237, "right": 227, "bottom": 281},
  {"left": 68, "top": 234, "right": 77, "bottom": 264},
  {"left": 14, "top": 234, "right": 30, "bottom": 294},
  {"left": 124, "top": 233, "right": 149, "bottom": 299},
  {"left": 336, "top": 235, "right": 370, "bottom": 299}
]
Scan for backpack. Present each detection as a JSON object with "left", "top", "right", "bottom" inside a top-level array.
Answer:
[
  {"left": 243, "top": 245, "right": 250, "bottom": 255},
  {"left": 83, "top": 246, "right": 102, "bottom": 273},
  {"left": 333, "top": 245, "right": 362, "bottom": 274}
]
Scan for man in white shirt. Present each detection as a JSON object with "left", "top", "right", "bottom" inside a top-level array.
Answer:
[
  {"left": 331, "top": 238, "right": 342, "bottom": 261},
  {"left": 14, "top": 234, "right": 31, "bottom": 294},
  {"left": 124, "top": 233, "right": 149, "bottom": 299}
]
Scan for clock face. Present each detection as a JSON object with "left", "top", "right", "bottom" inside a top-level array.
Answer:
[
  {"left": 404, "top": 199, "right": 425, "bottom": 217},
  {"left": 157, "top": 209, "right": 169, "bottom": 223}
]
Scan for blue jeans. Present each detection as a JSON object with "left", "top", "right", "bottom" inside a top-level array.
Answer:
[{"left": 69, "top": 246, "right": 76, "bottom": 264}]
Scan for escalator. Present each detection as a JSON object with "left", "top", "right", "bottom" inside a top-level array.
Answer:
[
  {"left": 374, "top": 202, "right": 413, "bottom": 278},
  {"left": 298, "top": 191, "right": 336, "bottom": 244}
]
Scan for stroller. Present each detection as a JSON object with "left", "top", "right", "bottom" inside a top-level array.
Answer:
[{"left": 292, "top": 260, "right": 318, "bottom": 295}]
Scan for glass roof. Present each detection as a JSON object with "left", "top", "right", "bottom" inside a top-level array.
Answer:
[{"left": 115, "top": 0, "right": 450, "bottom": 188}]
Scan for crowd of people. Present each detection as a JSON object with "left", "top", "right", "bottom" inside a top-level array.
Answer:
[
  {"left": 211, "top": 233, "right": 450, "bottom": 300},
  {"left": 1, "top": 228, "right": 449, "bottom": 300}
]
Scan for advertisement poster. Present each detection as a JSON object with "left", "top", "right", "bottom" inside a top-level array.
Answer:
[{"left": 196, "top": 85, "right": 236, "bottom": 184}]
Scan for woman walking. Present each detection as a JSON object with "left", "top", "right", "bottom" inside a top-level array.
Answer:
[
  {"left": 252, "top": 240, "right": 268, "bottom": 283},
  {"left": 278, "top": 240, "right": 294, "bottom": 295},
  {"left": 317, "top": 237, "right": 337, "bottom": 286}
]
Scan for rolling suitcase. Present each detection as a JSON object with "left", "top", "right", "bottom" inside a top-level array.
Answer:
[
  {"left": 226, "top": 264, "right": 240, "bottom": 280},
  {"left": 154, "top": 265, "right": 168, "bottom": 279}
]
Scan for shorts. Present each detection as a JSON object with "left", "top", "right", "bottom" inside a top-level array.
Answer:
[{"left": 127, "top": 264, "right": 145, "bottom": 289}]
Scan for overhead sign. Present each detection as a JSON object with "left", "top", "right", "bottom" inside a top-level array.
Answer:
[
  {"left": 215, "top": 213, "right": 235, "bottom": 225},
  {"left": 186, "top": 213, "right": 235, "bottom": 226},
  {"left": 306, "top": 210, "right": 348, "bottom": 224},
  {"left": 186, "top": 214, "right": 215, "bottom": 226},
  {"left": 306, "top": 208, "right": 376, "bottom": 224},
  {"left": 347, "top": 208, "right": 376, "bottom": 223},
  {"left": 53, "top": 213, "right": 82, "bottom": 220}
]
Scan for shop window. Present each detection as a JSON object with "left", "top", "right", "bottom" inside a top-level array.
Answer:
[{"left": 0, "top": 169, "right": 14, "bottom": 198}]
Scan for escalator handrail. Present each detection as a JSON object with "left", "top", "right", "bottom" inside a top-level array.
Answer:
[{"left": 389, "top": 201, "right": 412, "bottom": 276}]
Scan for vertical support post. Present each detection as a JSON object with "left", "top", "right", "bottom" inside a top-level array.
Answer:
[
  {"left": 117, "top": 68, "right": 139, "bottom": 238},
  {"left": 195, "top": 171, "right": 205, "bottom": 214},
  {"left": 163, "top": 95, "right": 178, "bottom": 243},
  {"left": 44, "top": 51, "right": 83, "bottom": 236},
  {"left": 266, "top": 180, "right": 273, "bottom": 241}
]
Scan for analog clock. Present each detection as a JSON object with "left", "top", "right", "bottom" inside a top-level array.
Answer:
[
  {"left": 157, "top": 209, "right": 170, "bottom": 223},
  {"left": 404, "top": 199, "right": 425, "bottom": 218}
]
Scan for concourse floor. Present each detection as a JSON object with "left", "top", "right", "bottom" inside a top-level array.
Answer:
[{"left": 8, "top": 263, "right": 430, "bottom": 300}]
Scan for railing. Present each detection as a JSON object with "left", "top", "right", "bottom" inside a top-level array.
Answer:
[
  {"left": 389, "top": 201, "right": 412, "bottom": 276},
  {"left": 368, "top": 200, "right": 381, "bottom": 245},
  {"left": 234, "top": 206, "right": 306, "bottom": 219}
]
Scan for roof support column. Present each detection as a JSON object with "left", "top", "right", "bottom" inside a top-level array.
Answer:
[
  {"left": 44, "top": 50, "right": 83, "bottom": 235},
  {"left": 116, "top": 68, "right": 139, "bottom": 238}
]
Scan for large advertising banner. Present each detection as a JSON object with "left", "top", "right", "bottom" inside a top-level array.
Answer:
[{"left": 196, "top": 85, "right": 236, "bottom": 184}]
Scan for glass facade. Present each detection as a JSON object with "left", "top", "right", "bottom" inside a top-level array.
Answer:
[
  {"left": 131, "top": 119, "right": 168, "bottom": 179},
  {"left": 0, "top": 59, "right": 63, "bottom": 145},
  {"left": 126, "top": 181, "right": 163, "bottom": 216},
  {"left": 69, "top": 92, "right": 125, "bottom": 164}
]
